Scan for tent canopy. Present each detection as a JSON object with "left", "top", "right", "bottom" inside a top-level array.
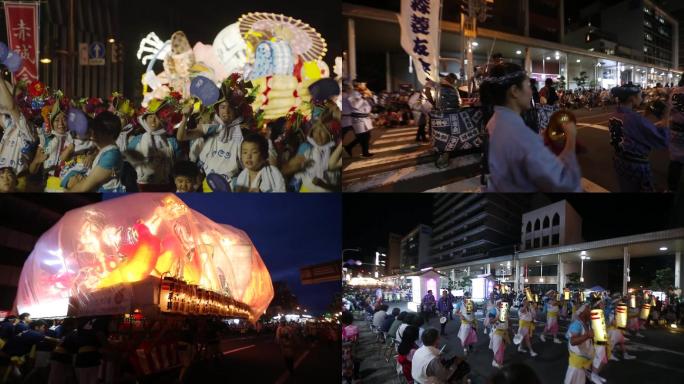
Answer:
[{"left": 15, "top": 194, "right": 273, "bottom": 321}]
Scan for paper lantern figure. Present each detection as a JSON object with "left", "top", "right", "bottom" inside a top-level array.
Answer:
[
  {"left": 591, "top": 309, "right": 608, "bottom": 345},
  {"left": 616, "top": 304, "right": 628, "bottom": 329}
]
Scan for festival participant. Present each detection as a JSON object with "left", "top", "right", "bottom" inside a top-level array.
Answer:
[
  {"left": 540, "top": 292, "right": 563, "bottom": 344},
  {"left": 176, "top": 83, "right": 248, "bottom": 189},
  {"left": 29, "top": 101, "right": 74, "bottom": 192},
  {"left": 0, "top": 316, "right": 17, "bottom": 348},
  {"left": 232, "top": 133, "right": 286, "bottom": 192},
  {"left": 15, "top": 313, "right": 31, "bottom": 334},
  {"left": 341, "top": 311, "right": 359, "bottom": 384},
  {"left": 667, "top": 78, "right": 684, "bottom": 191},
  {"left": 436, "top": 73, "right": 461, "bottom": 111},
  {"left": 47, "top": 317, "right": 77, "bottom": 384},
  {"left": 66, "top": 111, "right": 126, "bottom": 192},
  {"left": 285, "top": 121, "right": 341, "bottom": 192},
  {"left": 128, "top": 100, "right": 182, "bottom": 191},
  {"left": 480, "top": 63, "right": 581, "bottom": 192},
  {"left": 590, "top": 301, "right": 609, "bottom": 383},
  {"left": 490, "top": 300, "right": 511, "bottom": 369},
  {"left": 0, "top": 79, "right": 37, "bottom": 190},
  {"left": 0, "top": 167, "right": 17, "bottom": 192},
  {"left": 607, "top": 300, "right": 636, "bottom": 361},
  {"left": 1, "top": 320, "right": 59, "bottom": 381},
  {"left": 516, "top": 300, "right": 538, "bottom": 357},
  {"left": 457, "top": 299, "right": 478, "bottom": 356},
  {"left": 608, "top": 82, "right": 670, "bottom": 192},
  {"left": 421, "top": 290, "right": 437, "bottom": 325},
  {"left": 344, "top": 80, "right": 374, "bottom": 158},
  {"left": 437, "top": 290, "right": 452, "bottom": 336},
  {"left": 484, "top": 294, "right": 498, "bottom": 336},
  {"left": 341, "top": 81, "right": 354, "bottom": 141},
  {"left": 276, "top": 318, "right": 297, "bottom": 376},
  {"left": 627, "top": 296, "right": 645, "bottom": 338},
  {"left": 389, "top": 312, "right": 408, "bottom": 343},
  {"left": 563, "top": 304, "right": 596, "bottom": 384},
  {"left": 173, "top": 160, "right": 202, "bottom": 192},
  {"left": 73, "top": 318, "right": 104, "bottom": 384}
]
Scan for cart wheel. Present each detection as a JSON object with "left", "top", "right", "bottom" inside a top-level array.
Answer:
[{"left": 435, "top": 152, "right": 450, "bottom": 169}]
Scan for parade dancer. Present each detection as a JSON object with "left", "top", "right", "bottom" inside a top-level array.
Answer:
[
  {"left": 608, "top": 82, "right": 670, "bottom": 192},
  {"left": 490, "top": 300, "right": 511, "bottom": 369},
  {"left": 540, "top": 292, "right": 563, "bottom": 344},
  {"left": 607, "top": 299, "right": 636, "bottom": 361},
  {"left": 563, "top": 304, "right": 596, "bottom": 384},
  {"left": 421, "top": 290, "right": 437, "bottom": 325},
  {"left": 344, "top": 80, "right": 374, "bottom": 158},
  {"left": 437, "top": 290, "right": 451, "bottom": 336},
  {"left": 627, "top": 296, "right": 645, "bottom": 338},
  {"left": 483, "top": 293, "right": 497, "bottom": 336},
  {"left": 590, "top": 301, "right": 609, "bottom": 384},
  {"left": 516, "top": 300, "right": 537, "bottom": 357},
  {"left": 457, "top": 298, "right": 478, "bottom": 356},
  {"left": 480, "top": 62, "right": 581, "bottom": 192}
]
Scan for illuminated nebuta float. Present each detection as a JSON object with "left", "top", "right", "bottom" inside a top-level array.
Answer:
[{"left": 14, "top": 194, "right": 273, "bottom": 322}]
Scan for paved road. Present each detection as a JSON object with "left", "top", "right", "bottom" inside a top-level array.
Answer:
[
  {"left": 342, "top": 108, "right": 670, "bottom": 192},
  {"left": 182, "top": 333, "right": 339, "bottom": 383},
  {"left": 364, "top": 301, "right": 684, "bottom": 384}
]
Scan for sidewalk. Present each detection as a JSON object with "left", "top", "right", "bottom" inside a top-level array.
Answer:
[{"left": 352, "top": 312, "right": 400, "bottom": 384}]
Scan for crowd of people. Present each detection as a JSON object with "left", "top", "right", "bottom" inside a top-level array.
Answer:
[
  {"left": 0, "top": 73, "right": 342, "bottom": 193},
  {"left": 342, "top": 284, "right": 684, "bottom": 384}
]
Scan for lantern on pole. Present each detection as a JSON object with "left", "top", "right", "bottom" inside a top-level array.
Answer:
[
  {"left": 639, "top": 303, "right": 651, "bottom": 321},
  {"left": 590, "top": 309, "right": 608, "bottom": 345},
  {"left": 616, "top": 304, "right": 628, "bottom": 329},
  {"left": 630, "top": 294, "right": 636, "bottom": 308},
  {"left": 498, "top": 301, "right": 509, "bottom": 323}
]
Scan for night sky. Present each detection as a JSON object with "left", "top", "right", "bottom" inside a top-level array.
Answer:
[
  {"left": 343, "top": 193, "right": 682, "bottom": 263},
  {"left": 118, "top": 0, "right": 341, "bottom": 98},
  {"left": 104, "top": 193, "right": 341, "bottom": 316}
]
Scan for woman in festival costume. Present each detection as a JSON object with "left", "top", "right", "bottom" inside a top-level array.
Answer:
[
  {"left": 0, "top": 79, "right": 37, "bottom": 191},
  {"left": 177, "top": 76, "right": 254, "bottom": 191},
  {"left": 484, "top": 294, "right": 498, "bottom": 336},
  {"left": 128, "top": 99, "right": 182, "bottom": 191},
  {"left": 457, "top": 299, "right": 478, "bottom": 356},
  {"left": 607, "top": 298, "right": 636, "bottom": 361},
  {"left": 65, "top": 111, "right": 125, "bottom": 192},
  {"left": 480, "top": 63, "right": 581, "bottom": 192},
  {"left": 564, "top": 304, "right": 596, "bottom": 384},
  {"left": 626, "top": 295, "right": 645, "bottom": 338},
  {"left": 284, "top": 121, "right": 341, "bottom": 192},
  {"left": 540, "top": 291, "right": 563, "bottom": 344},
  {"left": 608, "top": 83, "right": 670, "bottom": 192},
  {"left": 489, "top": 299, "right": 511, "bottom": 369},
  {"left": 590, "top": 300, "right": 609, "bottom": 384},
  {"left": 516, "top": 300, "right": 538, "bottom": 357},
  {"left": 232, "top": 133, "right": 286, "bottom": 192},
  {"left": 29, "top": 99, "right": 75, "bottom": 192}
]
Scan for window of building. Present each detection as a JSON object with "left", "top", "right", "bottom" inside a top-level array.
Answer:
[
  {"left": 533, "top": 238, "right": 540, "bottom": 248},
  {"left": 552, "top": 233, "right": 560, "bottom": 244},
  {"left": 526, "top": 222, "right": 532, "bottom": 233},
  {"left": 543, "top": 236, "right": 549, "bottom": 247},
  {"left": 645, "top": 33, "right": 652, "bottom": 41},
  {"left": 543, "top": 216, "right": 549, "bottom": 228},
  {"left": 644, "top": 20, "right": 652, "bottom": 28},
  {"left": 525, "top": 240, "right": 532, "bottom": 249},
  {"left": 552, "top": 213, "right": 560, "bottom": 226},
  {"left": 534, "top": 219, "right": 540, "bottom": 231},
  {"left": 644, "top": 47, "right": 649, "bottom": 53},
  {"left": 644, "top": 7, "right": 650, "bottom": 15}
]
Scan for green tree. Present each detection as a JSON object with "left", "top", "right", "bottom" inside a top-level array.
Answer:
[
  {"left": 566, "top": 272, "right": 582, "bottom": 289},
  {"left": 650, "top": 267, "right": 674, "bottom": 291},
  {"left": 573, "top": 71, "right": 588, "bottom": 88},
  {"left": 457, "top": 276, "right": 472, "bottom": 290}
]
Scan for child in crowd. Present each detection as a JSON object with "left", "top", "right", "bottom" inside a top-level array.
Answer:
[
  {"left": 128, "top": 101, "right": 182, "bottom": 191},
  {"left": 174, "top": 160, "right": 202, "bottom": 193},
  {"left": 232, "top": 133, "right": 285, "bottom": 192},
  {"left": 0, "top": 166, "right": 17, "bottom": 192},
  {"left": 284, "top": 122, "right": 342, "bottom": 192},
  {"left": 29, "top": 104, "right": 75, "bottom": 192}
]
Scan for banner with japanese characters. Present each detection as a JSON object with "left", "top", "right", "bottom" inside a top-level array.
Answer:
[
  {"left": 398, "top": 0, "right": 440, "bottom": 85},
  {"left": 430, "top": 107, "right": 484, "bottom": 153},
  {"left": 4, "top": 1, "right": 39, "bottom": 82}
]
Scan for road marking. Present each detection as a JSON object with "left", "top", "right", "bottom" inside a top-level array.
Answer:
[
  {"left": 343, "top": 149, "right": 435, "bottom": 172},
  {"left": 577, "top": 123, "right": 609, "bottom": 131},
  {"left": 222, "top": 344, "right": 255, "bottom": 355},
  {"left": 630, "top": 358, "right": 684, "bottom": 374},
  {"left": 367, "top": 143, "right": 423, "bottom": 154},
  {"left": 344, "top": 154, "right": 480, "bottom": 192},
  {"left": 274, "top": 348, "right": 312, "bottom": 384}
]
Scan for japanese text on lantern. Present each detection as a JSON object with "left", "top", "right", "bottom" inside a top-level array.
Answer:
[
  {"left": 410, "top": 0, "right": 433, "bottom": 76},
  {"left": 4, "top": 2, "right": 39, "bottom": 82}
]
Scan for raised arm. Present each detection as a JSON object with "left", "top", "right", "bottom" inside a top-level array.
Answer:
[{"left": 0, "top": 79, "right": 20, "bottom": 122}]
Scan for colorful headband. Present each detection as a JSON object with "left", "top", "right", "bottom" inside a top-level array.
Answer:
[{"left": 481, "top": 70, "right": 527, "bottom": 86}]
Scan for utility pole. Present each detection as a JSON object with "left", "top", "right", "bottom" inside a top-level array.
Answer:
[{"left": 67, "top": 0, "right": 75, "bottom": 97}]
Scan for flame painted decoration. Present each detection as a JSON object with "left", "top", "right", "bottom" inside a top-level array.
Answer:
[{"left": 15, "top": 194, "right": 274, "bottom": 321}]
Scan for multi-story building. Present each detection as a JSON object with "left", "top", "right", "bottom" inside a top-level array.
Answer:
[
  {"left": 521, "top": 200, "right": 583, "bottom": 251},
  {"left": 387, "top": 233, "right": 402, "bottom": 275},
  {"left": 374, "top": 247, "right": 388, "bottom": 277},
  {"left": 565, "top": 0, "right": 679, "bottom": 71},
  {"left": 429, "top": 194, "right": 525, "bottom": 266},
  {"left": 400, "top": 224, "right": 432, "bottom": 272}
]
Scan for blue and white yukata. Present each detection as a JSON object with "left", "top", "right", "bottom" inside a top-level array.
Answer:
[
  {"left": 608, "top": 105, "right": 669, "bottom": 192},
  {"left": 232, "top": 165, "right": 286, "bottom": 193},
  {"left": 0, "top": 114, "right": 36, "bottom": 177},
  {"left": 196, "top": 116, "right": 244, "bottom": 186},
  {"left": 486, "top": 106, "right": 582, "bottom": 192},
  {"left": 61, "top": 144, "right": 125, "bottom": 192},
  {"left": 293, "top": 137, "right": 338, "bottom": 192},
  {"left": 128, "top": 117, "right": 181, "bottom": 187}
]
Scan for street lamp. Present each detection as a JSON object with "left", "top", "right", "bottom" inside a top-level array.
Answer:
[
  {"left": 539, "top": 260, "right": 544, "bottom": 283},
  {"left": 580, "top": 253, "right": 590, "bottom": 283}
]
